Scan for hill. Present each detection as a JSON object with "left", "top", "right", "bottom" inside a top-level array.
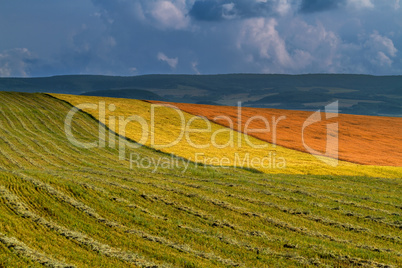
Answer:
[
  {"left": 0, "top": 74, "right": 401, "bottom": 116},
  {"left": 81, "top": 88, "right": 165, "bottom": 101},
  {"left": 0, "top": 92, "right": 401, "bottom": 267}
]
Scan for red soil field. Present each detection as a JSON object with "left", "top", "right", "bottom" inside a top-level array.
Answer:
[{"left": 149, "top": 101, "right": 402, "bottom": 166}]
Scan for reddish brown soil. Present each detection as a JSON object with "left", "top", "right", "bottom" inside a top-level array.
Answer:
[{"left": 149, "top": 101, "right": 402, "bottom": 166}]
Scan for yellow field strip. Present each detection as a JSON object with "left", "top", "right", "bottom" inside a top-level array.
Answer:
[{"left": 52, "top": 94, "right": 402, "bottom": 178}]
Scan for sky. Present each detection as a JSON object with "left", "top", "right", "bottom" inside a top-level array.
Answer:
[{"left": 0, "top": 0, "right": 401, "bottom": 77}]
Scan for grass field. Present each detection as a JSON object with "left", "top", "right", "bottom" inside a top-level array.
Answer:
[
  {"left": 54, "top": 94, "right": 402, "bottom": 178},
  {"left": 0, "top": 92, "right": 401, "bottom": 267}
]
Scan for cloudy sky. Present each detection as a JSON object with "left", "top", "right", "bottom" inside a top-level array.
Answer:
[{"left": 1, "top": 0, "right": 401, "bottom": 77}]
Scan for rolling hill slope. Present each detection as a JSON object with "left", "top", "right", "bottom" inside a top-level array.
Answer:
[
  {"left": 0, "top": 74, "right": 401, "bottom": 116},
  {"left": 0, "top": 92, "right": 401, "bottom": 267},
  {"left": 81, "top": 88, "right": 165, "bottom": 101},
  {"left": 54, "top": 94, "right": 402, "bottom": 178}
]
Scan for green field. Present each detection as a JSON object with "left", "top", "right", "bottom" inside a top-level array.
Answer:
[{"left": 0, "top": 92, "right": 401, "bottom": 267}]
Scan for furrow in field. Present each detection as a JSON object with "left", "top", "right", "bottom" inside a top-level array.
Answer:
[
  {"left": 1, "top": 93, "right": 126, "bottom": 170},
  {"left": 0, "top": 143, "right": 22, "bottom": 170},
  {"left": 13, "top": 93, "right": 95, "bottom": 140},
  {"left": 0, "top": 131, "right": 41, "bottom": 168},
  {"left": 89, "top": 165, "right": 400, "bottom": 237},
  {"left": 58, "top": 173, "right": 346, "bottom": 266},
  {"left": 39, "top": 169, "right": 169, "bottom": 222},
  {"left": 0, "top": 114, "right": 64, "bottom": 169},
  {"left": 12, "top": 171, "right": 242, "bottom": 266},
  {"left": 0, "top": 231, "right": 75, "bottom": 268},
  {"left": 139, "top": 186, "right": 399, "bottom": 261},
  {"left": 175, "top": 225, "right": 389, "bottom": 268},
  {"left": 237, "top": 186, "right": 400, "bottom": 229},
  {"left": 35, "top": 94, "right": 137, "bottom": 169},
  {"left": 256, "top": 176, "right": 401, "bottom": 211},
  {"left": 153, "top": 170, "right": 400, "bottom": 226},
  {"left": 151, "top": 176, "right": 376, "bottom": 233},
  {"left": 57, "top": 168, "right": 239, "bottom": 231},
  {"left": 0, "top": 114, "right": 30, "bottom": 168},
  {"left": 1, "top": 93, "right": 92, "bottom": 149},
  {"left": 136, "top": 178, "right": 327, "bottom": 235},
  {"left": 40, "top": 170, "right": 295, "bottom": 261},
  {"left": 0, "top": 185, "right": 162, "bottom": 268},
  {"left": 240, "top": 177, "right": 400, "bottom": 216},
  {"left": 6, "top": 93, "right": 69, "bottom": 138},
  {"left": 42, "top": 166, "right": 351, "bottom": 266},
  {"left": 13, "top": 171, "right": 119, "bottom": 226},
  {"left": 0, "top": 96, "right": 83, "bottom": 169},
  {"left": 40, "top": 94, "right": 106, "bottom": 138},
  {"left": 143, "top": 180, "right": 399, "bottom": 254},
  {"left": 132, "top": 168, "right": 401, "bottom": 220},
  {"left": 267, "top": 182, "right": 401, "bottom": 215},
  {"left": 212, "top": 185, "right": 399, "bottom": 232},
  {"left": 41, "top": 169, "right": 316, "bottom": 261},
  {"left": 54, "top": 169, "right": 242, "bottom": 230},
  {"left": 224, "top": 192, "right": 402, "bottom": 234},
  {"left": 172, "top": 169, "right": 400, "bottom": 208},
  {"left": 0, "top": 101, "right": 64, "bottom": 168},
  {"left": 59, "top": 160, "right": 400, "bottom": 237},
  {"left": 2, "top": 92, "right": 92, "bottom": 148},
  {"left": 0, "top": 122, "right": 55, "bottom": 169},
  {"left": 64, "top": 162, "right": 402, "bottom": 248},
  {"left": 54, "top": 171, "right": 341, "bottom": 266},
  {"left": 324, "top": 189, "right": 402, "bottom": 210}
]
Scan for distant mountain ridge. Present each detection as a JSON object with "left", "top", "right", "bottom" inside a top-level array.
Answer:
[
  {"left": 81, "top": 88, "right": 165, "bottom": 101},
  {"left": 0, "top": 74, "right": 401, "bottom": 116}
]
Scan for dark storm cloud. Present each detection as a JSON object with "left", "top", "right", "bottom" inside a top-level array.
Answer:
[
  {"left": 189, "top": 1, "right": 226, "bottom": 21},
  {"left": 299, "top": 0, "right": 345, "bottom": 13},
  {"left": 189, "top": 0, "right": 278, "bottom": 21}
]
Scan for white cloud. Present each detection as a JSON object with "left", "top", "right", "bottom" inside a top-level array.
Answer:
[
  {"left": 395, "top": 0, "right": 400, "bottom": 9},
  {"left": 365, "top": 32, "right": 397, "bottom": 66},
  {"left": 151, "top": 1, "right": 189, "bottom": 29},
  {"left": 366, "top": 32, "right": 397, "bottom": 57},
  {"left": 275, "top": 0, "right": 292, "bottom": 16},
  {"left": 133, "top": 1, "right": 146, "bottom": 22},
  {"left": 128, "top": 67, "right": 137, "bottom": 74},
  {"left": 0, "top": 48, "right": 34, "bottom": 77},
  {"left": 191, "top": 61, "right": 200, "bottom": 74},
  {"left": 238, "top": 17, "right": 337, "bottom": 72},
  {"left": 286, "top": 19, "right": 341, "bottom": 69},
  {"left": 347, "top": 0, "right": 374, "bottom": 9},
  {"left": 238, "top": 18, "right": 292, "bottom": 67},
  {"left": 222, "top": 3, "right": 236, "bottom": 20},
  {"left": 375, "top": 51, "right": 392, "bottom": 66},
  {"left": 369, "top": 32, "right": 398, "bottom": 57},
  {"left": 92, "top": 0, "right": 191, "bottom": 30},
  {"left": 104, "top": 36, "right": 116, "bottom": 48},
  {"left": 157, "top": 52, "right": 178, "bottom": 68}
]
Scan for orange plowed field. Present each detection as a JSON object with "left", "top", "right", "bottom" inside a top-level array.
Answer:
[{"left": 149, "top": 101, "right": 402, "bottom": 166}]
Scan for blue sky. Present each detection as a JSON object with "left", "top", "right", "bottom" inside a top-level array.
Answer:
[{"left": 0, "top": 0, "right": 401, "bottom": 77}]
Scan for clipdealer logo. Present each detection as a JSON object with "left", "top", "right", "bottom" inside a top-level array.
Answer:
[{"left": 64, "top": 100, "right": 339, "bottom": 171}]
